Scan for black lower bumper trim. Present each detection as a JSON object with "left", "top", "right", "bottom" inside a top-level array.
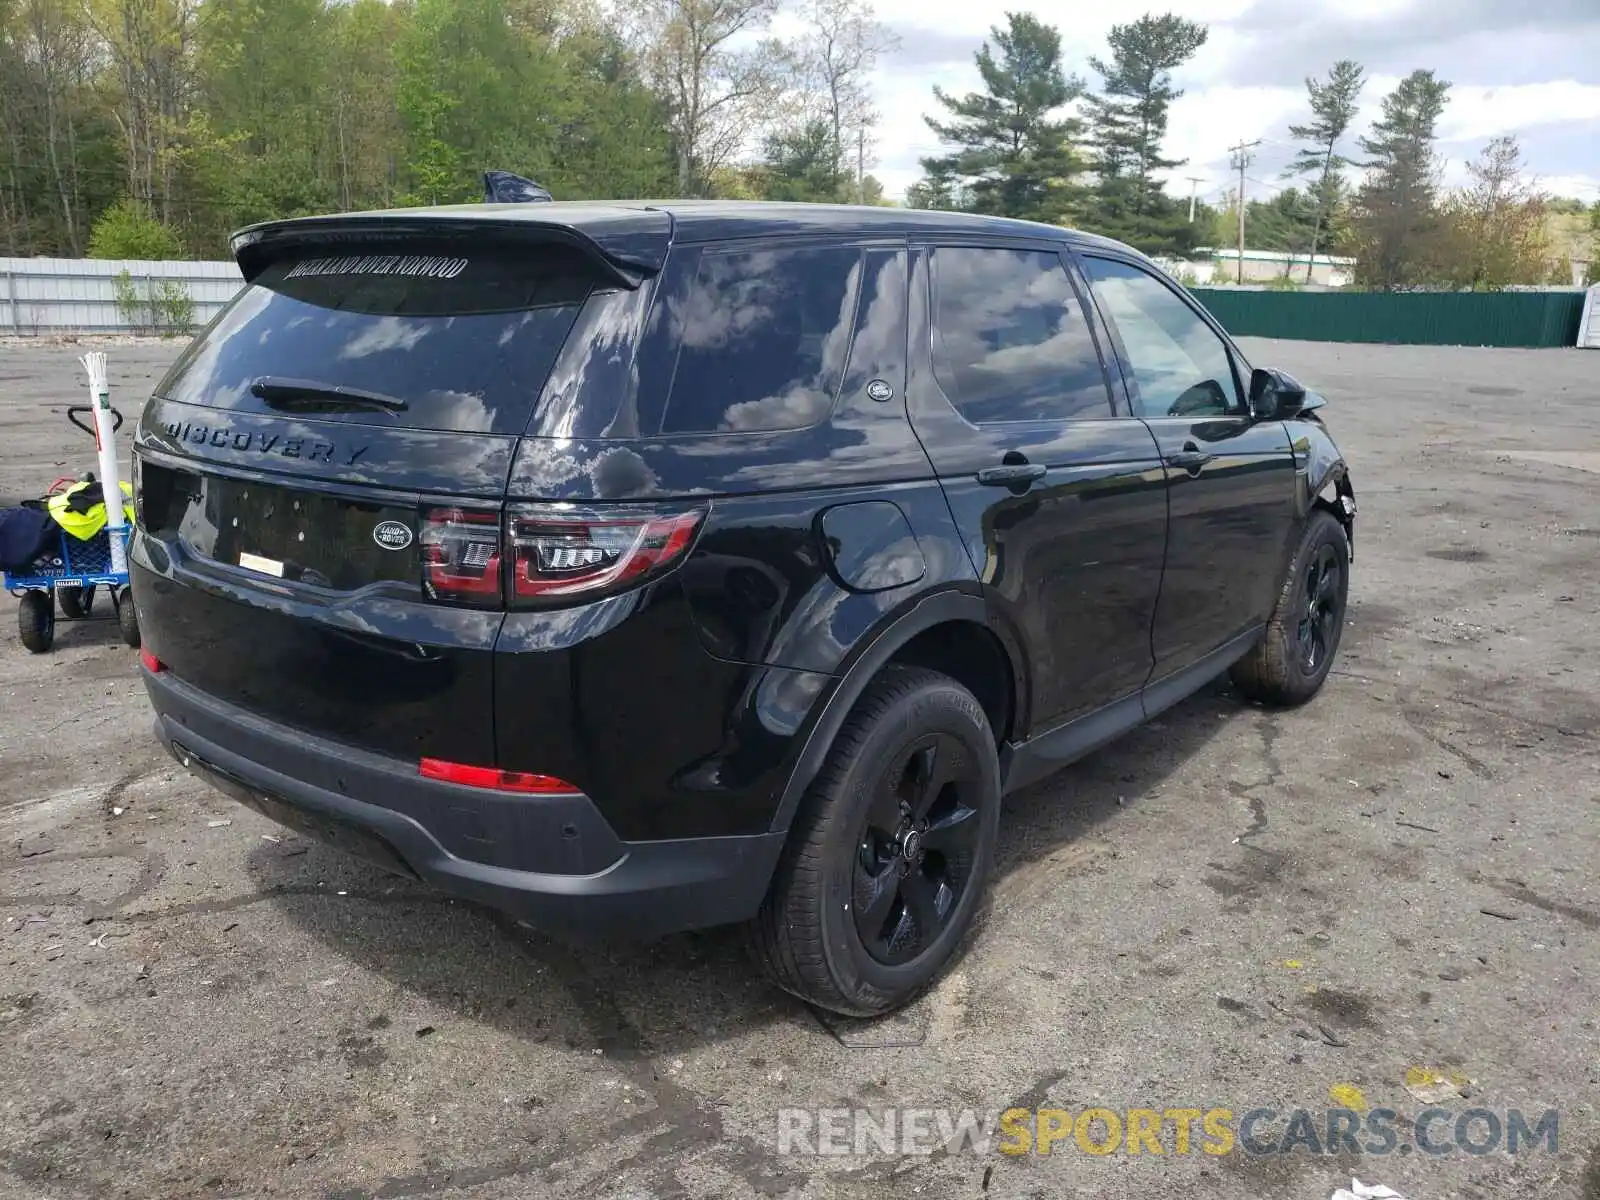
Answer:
[
  {"left": 147, "top": 670, "right": 785, "bottom": 938},
  {"left": 178, "top": 745, "right": 419, "bottom": 881}
]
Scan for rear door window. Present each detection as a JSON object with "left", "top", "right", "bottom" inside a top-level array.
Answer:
[
  {"left": 660, "top": 244, "right": 863, "bottom": 435},
  {"left": 157, "top": 245, "right": 598, "bottom": 435},
  {"left": 930, "top": 247, "right": 1112, "bottom": 423}
]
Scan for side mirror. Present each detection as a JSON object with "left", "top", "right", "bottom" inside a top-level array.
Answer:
[{"left": 1248, "top": 367, "right": 1307, "bottom": 420}]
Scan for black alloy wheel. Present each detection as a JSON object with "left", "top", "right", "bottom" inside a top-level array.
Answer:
[
  {"left": 1298, "top": 542, "right": 1344, "bottom": 673},
  {"left": 750, "top": 665, "right": 1002, "bottom": 1016},
  {"left": 852, "top": 731, "right": 984, "bottom": 966}
]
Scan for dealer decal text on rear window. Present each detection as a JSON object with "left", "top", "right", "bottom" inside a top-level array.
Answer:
[{"left": 286, "top": 255, "right": 469, "bottom": 280}]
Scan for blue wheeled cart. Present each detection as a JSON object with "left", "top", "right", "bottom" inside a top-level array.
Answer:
[{"left": 4, "top": 403, "right": 140, "bottom": 654}]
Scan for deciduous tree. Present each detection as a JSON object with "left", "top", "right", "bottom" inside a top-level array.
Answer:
[
  {"left": 785, "top": 0, "right": 894, "bottom": 201},
  {"left": 1436, "top": 135, "right": 1552, "bottom": 290},
  {"left": 633, "top": 0, "right": 785, "bottom": 196}
]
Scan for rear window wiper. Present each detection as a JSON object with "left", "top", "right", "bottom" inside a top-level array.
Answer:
[{"left": 250, "top": 377, "right": 409, "bottom": 413}]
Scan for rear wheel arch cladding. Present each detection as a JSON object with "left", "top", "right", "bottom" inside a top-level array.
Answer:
[
  {"left": 767, "top": 592, "right": 1011, "bottom": 836},
  {"left": 887, "top": 617, "right": 1019, "bottom": 746}
]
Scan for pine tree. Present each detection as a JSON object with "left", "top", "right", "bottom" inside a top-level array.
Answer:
[
  {"left": 759, "top": 120, "right": 846, "bottom": 201},
  {"left": 905, "top": 162, "right": 965, "bottom": 211},
  {"left": 916, "top": 12, "right": 1085, "bottom": 223},
  {"left": 1286, "top": 59, "right": 1363, "bottom": 282},
  {"left": 1348, "top": 68, "right": 1450, "bottom": 291},
  {"left": 1083, "top": 13, "right": 1207, "bottom": 255}
]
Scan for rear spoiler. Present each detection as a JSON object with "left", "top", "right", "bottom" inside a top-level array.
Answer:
[{"left": 230, "top": 206, "right": 671, "bottom": 289}]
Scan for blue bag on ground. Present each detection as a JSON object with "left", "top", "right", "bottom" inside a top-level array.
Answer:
[{"left": 0, "top": 506, "right": 55, "bottom": 571}]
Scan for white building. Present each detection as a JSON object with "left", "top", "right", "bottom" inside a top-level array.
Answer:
[{"left": 1190, "top": 248, "right": 1357, "bottom": 288}]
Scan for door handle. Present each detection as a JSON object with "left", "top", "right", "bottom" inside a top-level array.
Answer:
[
  {"left": 1165, "top": 444, "right": 1214, "bottom": 474},
  {"left": 977, "top": 463, "right": 1047, "bottom": 488}
]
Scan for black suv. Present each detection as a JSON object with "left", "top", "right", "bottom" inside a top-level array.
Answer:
[{"left": 132, "top": 202, "right": 1355, "bottom": 1016}]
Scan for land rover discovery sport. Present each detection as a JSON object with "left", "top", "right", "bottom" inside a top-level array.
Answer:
[{"left": 132, "top": 201, "right": 1355, "bottom": 1016}]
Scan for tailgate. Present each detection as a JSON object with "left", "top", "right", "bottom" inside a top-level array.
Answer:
[
  {"left": 134, "top": 407, "right": 513, "bottom": 765},
  {"left": 132, "top": 229, "right": 634, "bottom": 763}
]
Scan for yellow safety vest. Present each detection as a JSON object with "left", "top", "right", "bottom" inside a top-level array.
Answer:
[{"left": 46, "top": 480, "right": 135, "bottom": 541}]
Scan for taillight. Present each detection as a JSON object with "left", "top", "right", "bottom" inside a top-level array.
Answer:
[
  {"left": 419, "top": 758, "right": 578, "bottom": 794},
  {"left": 139, "top": 647, "right": 165, "bottom": 673},
  {"left": 421, "top": 507, "right": 501, "bottom": 606},
  {"left": 507, "top": 504, "right": 704, "bottom": 606}
]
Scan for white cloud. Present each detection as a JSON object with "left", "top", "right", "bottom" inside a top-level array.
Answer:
[{"left": 1437, "top": 80, "right": 1600, "bottom": 143}]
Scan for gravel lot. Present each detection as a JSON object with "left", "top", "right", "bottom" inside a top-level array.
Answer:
[{"left": 1, "top": 336, "right": 1598, "bottom": 1200}]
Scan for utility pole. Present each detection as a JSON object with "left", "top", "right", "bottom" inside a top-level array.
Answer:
[
  {"left": 856, "top": 126, "right": 865, "bottom": 205},
  {"left": 1228, "top": 140, "right": 1261, "bottom": 284},
  {"left": 1185, "top": 177, "right": 1204, "bottom": 223}
]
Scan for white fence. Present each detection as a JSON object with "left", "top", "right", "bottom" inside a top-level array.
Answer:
[{"left": 0, "top": 257, "right": 242, "bottom": 334}]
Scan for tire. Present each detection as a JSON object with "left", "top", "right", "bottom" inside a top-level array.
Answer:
[
  {"left": 750, "top": 665, "right": 1001, "bottom": 1017},
  {"left": 57, "top": 584, "right": 94, "bottom": 619},
  {"left": 115, "top": 587, "right": 141, "bottom": 649},
  {"left": 19, "top": 591, "right": 55, "bottom": 653},
  {"left": 1231, "top": 509, "right": 1350, "bottom": 706}
]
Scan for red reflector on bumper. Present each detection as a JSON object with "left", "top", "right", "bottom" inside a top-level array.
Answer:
[
  {"left": 139, "top": 648, "right": 165, "bottom": 673},
  {"left": 419, "top": 757, "right": 577, "bottom": 794}
]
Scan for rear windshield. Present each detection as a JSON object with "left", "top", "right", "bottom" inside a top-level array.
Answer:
[{"left": 157, "top": 243, "right": 597, "bottom": 435}]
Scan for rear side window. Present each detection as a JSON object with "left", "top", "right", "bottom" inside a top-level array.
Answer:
[
  {"left": 157, "top": 244, "right": 598, "bottom": 435},
  {"left": 660, "top": 245, "right": 862, "bottom": 435},
  {"left": 930, "top": 247, "right": 1111, "bottom": 424}
]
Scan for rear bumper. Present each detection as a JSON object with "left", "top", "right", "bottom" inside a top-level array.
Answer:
[{"left": 144, "top": 668, "right": 784, "bottom": 938}]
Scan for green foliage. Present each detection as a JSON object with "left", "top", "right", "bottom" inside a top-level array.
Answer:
[
  {"left": 760, "top": 121, "right": 849, "bottom": 202},
  {"left": 393, "top": 0, "right": 674, "bottom": 208},
  {"left": 111, "top": 269, "right": 195, "bottom": 332},
  {"left": 1590, "top": 202, "right": 1600, "bottom": 285},
  {"left": 1081, "top": 13, "right": 1208, "bottom": 255},
  {"left": 906, "top": 165, "right": 968, "bottom": 212},
  {"left": 154, "top": 279, "right": 196, "bottom": 331},
  {"left": 111, "top": 270, "right": 140, "bottom": 322},
  {"left": 916, "top": 13, "right": 1087, "bottom": 224},
  {"left": 1244, "top": 187, "right": 1320, "bottom": 255},
  {"left": 194, "top": 0, "right": 336, "bottom": 233},
  {"left": 88, "top": 199, "right": 184, "bottom": 260},
  {"left": 1, "top": 0, "right": 678, "bottom": 257},
  {"left": 1435, "top": 136, "right": 1553, "bottom": 291}
]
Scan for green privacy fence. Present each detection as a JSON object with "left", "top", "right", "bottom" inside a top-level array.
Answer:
[{"left": 1189, "top": 288, "right": 1586, "bottom": 348}]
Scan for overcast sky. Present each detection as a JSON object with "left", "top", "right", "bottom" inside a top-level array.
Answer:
[{"left": 850, "top": 0, "right": 1600, "bottom": 206}]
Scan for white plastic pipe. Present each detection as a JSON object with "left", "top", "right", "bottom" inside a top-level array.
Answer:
[{"left": 78, "top": 351, "right": 127, "bottom": 575}]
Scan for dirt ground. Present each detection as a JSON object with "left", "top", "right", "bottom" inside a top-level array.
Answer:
[{"left": 1, "top": 336, "right": 1598, "bottom": 1200}]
